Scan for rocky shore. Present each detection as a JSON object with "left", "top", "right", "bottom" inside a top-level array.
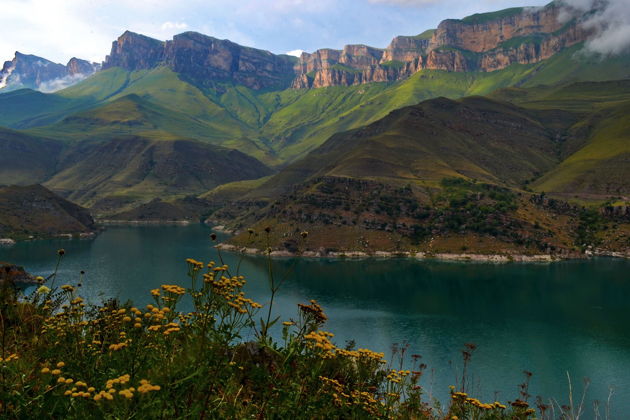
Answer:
[
  {"left": 98, "top": 220, "right": 192, "bottom": 226},
  {"left": 215, "top": 243, "right": 564, "bottom": 263}
]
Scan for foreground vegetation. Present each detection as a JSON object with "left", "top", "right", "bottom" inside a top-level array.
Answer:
[{"left": 0, "top": 247, "right": 607, "bottom": 418}]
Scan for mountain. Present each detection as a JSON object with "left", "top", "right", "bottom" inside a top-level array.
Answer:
[
  {"left": 103, "top": 31, "right": 297, "bottom": 90},
  {"left": 0, "top": 126, "right": 63, "bottom": 185},
  {"left": 0, "top": 52, "right": 99, "bottom": 92},
  {"left": 99, "top": 3, "right": 592, "bottom": 91},
  {"left": 294, "top": 2, "right": 589, "bottom": 87},
  {"left": 209, "top": 80, "right": 630, "bottom": 256},
  {"left": 43, "top": 135, "right": 273, "bottom": 214},
  {"left": 0, "top": 184, "right": 96, "bottom": 239},
  {"left": 0, "top": 0, "right": 628, "bottom": 228}
]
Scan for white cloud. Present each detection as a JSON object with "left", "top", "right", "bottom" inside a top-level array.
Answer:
[
  {"left": 285, "top": 49, "right": 305, "bottom": 57},
  {"left": 38, "top": 73, "right": 92, "bottom": 93},
  {"left": 161, "top": 21, "right": 188, "bottom": 31},
  {"left": 561, "top": 0, "right": 630, "bottom": 55}
]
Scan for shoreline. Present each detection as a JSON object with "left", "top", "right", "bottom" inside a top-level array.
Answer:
[
  {"left": 215, "top": 243, "right": 574, "bottom": 263},
  {"left": 98, "top": 220, "right": 192, "bottom": 226}
]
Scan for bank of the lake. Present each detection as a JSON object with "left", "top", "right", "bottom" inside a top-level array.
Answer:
[{"left": 2, "top": 224, "right": 629, "bottom": 416}]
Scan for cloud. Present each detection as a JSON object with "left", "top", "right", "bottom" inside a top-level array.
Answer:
[
  {"left": 285, "top": 49, "right": 305, "bottom": 57},
  {"left": 560, "top": 0, "right": 630, "bottom": 55},
  {"left": 161, "top": 21, "right": 189, "bottom": 31},
  {"left": 38, "top": 73, "right": 91, "bottom": 93}
]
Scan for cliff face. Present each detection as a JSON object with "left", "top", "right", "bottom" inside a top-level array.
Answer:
[
  {"left": 103, "top": 31, "right": 165, "bottom": 70},
  {"left": 428, "top": 5, "right": 563, "bottom": 53},
  {"left": 291, "top": 2, "right": 590, "bottom": 88},
  {"left": 103, "top": 31, "right": 296, "bottom": 90},
  {"left": 0, "top": 52, "right": 99, "bottom": 92}
]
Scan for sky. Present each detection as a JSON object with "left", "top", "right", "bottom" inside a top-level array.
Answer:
[{"left": 0, "top": 0, "right": 555, "bottom": 64}]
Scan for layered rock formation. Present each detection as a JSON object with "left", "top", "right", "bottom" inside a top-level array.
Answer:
[
  {"left": 103, "top": 31, "right": 296, "bottom": 90},
  {"left": 0, "top": 52, "right": 99, "bottom": 92},
  {"left": 1, "top": 1, "right": 597, "bottom": 92},
  {"left": 292, "top": 2, "right": 590, "bottom": 88}
]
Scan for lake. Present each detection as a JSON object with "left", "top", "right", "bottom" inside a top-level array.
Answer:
[{"left": 2, "top": 224, "right": 629, "bottom": 416}]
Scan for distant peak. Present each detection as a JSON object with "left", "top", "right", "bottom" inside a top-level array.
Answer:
[{"left": 118, "top": 30, "right": 163, "bottom": 44}]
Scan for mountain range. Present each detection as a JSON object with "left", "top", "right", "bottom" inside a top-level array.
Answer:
[
  {"left": 0, "top": 52, "right": 99, "bottom": 92},
  {"left": 0, "top": 0, "right": 628, "bottom": 256}
]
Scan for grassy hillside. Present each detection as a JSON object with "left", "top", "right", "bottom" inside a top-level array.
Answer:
[
  {"left": 208, "top": 80, "right": 630, "bottom": 256},
  {"left": 0, "top": 44, "right": 628, "bottom": 216},
  {"left": 3, "top": 44, "right": 628, "bottom": 167},
  {"left": 0, "top": 127, "right": 64, "bottom": 185},
  {"left": 242, "top": 95, "right": 570, "bottom": 199},
  {"left": 0, "top": 184, "right": 95, "bottom": 239},
  {"left": 492, "top": 80, "right": 630, "bottom": 198},
  {"left": 43, "top": 136, "right": 273, "bottom": 214}
]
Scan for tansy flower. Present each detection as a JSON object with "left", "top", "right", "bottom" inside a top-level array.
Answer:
[{"left": 36, "top": 286, "right": 50, "bottom": 294}]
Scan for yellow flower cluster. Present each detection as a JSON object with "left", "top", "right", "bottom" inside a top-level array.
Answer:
[
  {"left": 451, "top": 390, "right": 508, "bottom": 410},
  {"left": 207, "top": 274, "right": 245, "bottom": 296},
  {"left": 226, "top": 291, "right": 263, "bottom": 314},
  {"left": 109, "top": 341, "right": 128, "bottom": 351},
  {"left": 0, "top": 353, "right": 18, "bottom": 363},
  {"left": 298, "top": 300, "right": 328, "bottom": 323},
  {"left": 386, "top": 369, "right": 410, "bottom": 384},
  {"left": 138, "top": 379, "right": 161, "bottom": 394},
  {"left": 163, "top": 322, "right": 181, "bottom": 335},
  {"left": 161, "top": 284, "right": 186, "bottom": 295},
  {"left": 186, "top": 258, "right": 204, "bottom": 270},
  {"left": 304, "top": 330, "right": 335, "bottom": 355},
  {"left": 106, "top": 374, "right": 130, "bottom": 388},
  {"left": 319, "top": 376, "right": 380, "bottom": 416}
]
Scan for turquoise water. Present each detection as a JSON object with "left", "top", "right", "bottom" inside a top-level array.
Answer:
[{"left": 2, "top": 224, "right": 630, "bottom": 416}]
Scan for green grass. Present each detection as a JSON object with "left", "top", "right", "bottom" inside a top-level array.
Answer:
[
  {"left": 412, "top": 29, "right": 435, "bottom": 40},
  {"left": 460, "top": 7, "right": 524, "bottom": 24},
  {"left": 2, "top": 42, "right": 630, "bottom": 209},
  {"left": 380, "top": 60, "right": 406, "bottom": 69}
]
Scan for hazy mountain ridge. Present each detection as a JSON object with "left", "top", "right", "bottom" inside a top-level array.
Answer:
[{"left": 0, "top": 52, "right": 99, "bottom": 92}]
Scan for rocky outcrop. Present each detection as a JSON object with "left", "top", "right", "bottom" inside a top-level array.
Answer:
[
  {"left": 291, "top": 2, "right": 591, "bottom": 88},
  {"left": 0, "top": 52, "right": 99, "bottom": 92},
  {"left": 381, "top": 35, "right": 431, "bottom": 63},
  {"left": 428, "top": 4, "right": 562, "bottom": 53},
  {"left": 66, "top": 57, "right": 100, "bottom": 76},
  {"left": 103, "top": 31, "right": 296, "bottom": 90},
  {"left": 103, "top": 31, "right": 165, "bottom": 70}
]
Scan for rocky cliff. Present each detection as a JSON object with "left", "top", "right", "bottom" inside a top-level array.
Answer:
[
  {"left": 103, "top": 31, "right": 296, "bottom": 90},
  {"left": 292, "top": 2, "right": 590, "bottom": 88},
  {"left": 0, "top": 52, "right": 99, "bottom": 92}
]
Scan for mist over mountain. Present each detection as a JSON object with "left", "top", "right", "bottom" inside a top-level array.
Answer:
[{"left": 0, "top": 52, "right": 99, "bottom": 92}]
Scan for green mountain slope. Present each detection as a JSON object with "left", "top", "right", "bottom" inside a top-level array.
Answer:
[
  {"left": 0, "top": 127, "right": 63, "bottom": 185},
  {"left": 242, "top": 95, "right": 565, "bottom": 199},
  {"left": 3, "top": 43, "right": 628, "bottom": 167},
  {"left": 492, "top": 80, "right": 630, "bottom": 198},
  {"left": 0, "top": 184, "right": 95, "bottom": 239},
  {"left": 209, "top": 81, "right": 629, "bottom": 256},
  {"left": 43, "top": 136, "right": 273, "bottom": 214}
]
